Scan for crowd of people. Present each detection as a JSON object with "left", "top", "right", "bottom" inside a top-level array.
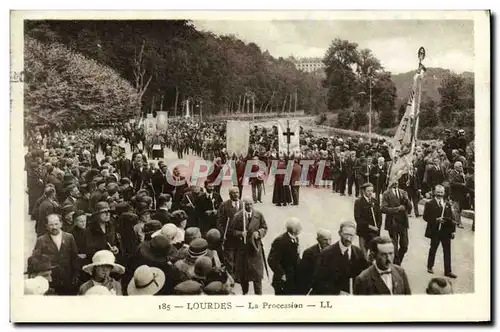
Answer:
[{"left": 23, "top": 118, "right": 474, "bottom": 296}]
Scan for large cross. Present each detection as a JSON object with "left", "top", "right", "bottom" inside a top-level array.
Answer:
[{"left": 282, "top": 120, "right": 295, "bottom": 157}]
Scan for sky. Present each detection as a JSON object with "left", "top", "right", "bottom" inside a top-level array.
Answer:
[{"left": 193, "top": 20, "right": 474, "bottom": 74}]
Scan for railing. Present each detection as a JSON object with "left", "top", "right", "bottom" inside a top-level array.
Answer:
[{"left": 167, "top": 111, "right": 306, "bottom": 121}]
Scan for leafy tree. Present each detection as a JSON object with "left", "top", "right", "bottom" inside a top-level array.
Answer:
[
  {"left": 336, "top": 108, "right": 353, "bottom": 129},
  {"left": 24, "top": 37, "right": 140, "bottom": 128},
  {"left": 378, "top": 108, "right": 395, "bottom": 128},
  {"left": 418, "top": 98, "right": 439, "bottom": 128},
  {"left": 438, "top": 72, "right": 474, "bottom": 123}
]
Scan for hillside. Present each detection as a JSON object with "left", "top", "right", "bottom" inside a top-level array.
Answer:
[{"left": 392, "top": 67, "right": 474, "bottom": 104}]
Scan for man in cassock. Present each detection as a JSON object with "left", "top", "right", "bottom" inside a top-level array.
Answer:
[
  {"left": 268, "top": 218, "right": 302, "bottom": 295},
  {"left": 231, "top": 198, "right": 268, "bottom": 295},
  {"left": 272, "top": 155, "right": 292, "bottom": 206},
  {"left": 311, "top": 221, "right": 367, "bottom": 295}
]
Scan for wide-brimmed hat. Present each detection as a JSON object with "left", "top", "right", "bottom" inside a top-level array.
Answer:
[
  {"left": 84, "top": 285, "right": 112, "bottom": 295},
  {"left": 138, "top": 207, "right": 155, "bottom": 216},
  {"left": 127, "top": 265, "right": 165, "bottom": 296},
  {"left": 25, "top": 255, "right": 57, "bottom": 275},
  {"left": 82, "top": 250, "right": 125, "bottom": 275},
  {"left": 140, "top": 235, "right": 172, "bottom": 263},
  {"left": 92, "top": 201, "right": 111, "bottom": 216},
  {"left": 24, "top": 276, "right": 49, "bottom": 295},
  {"left": 152, "top": 223, "right": 178, "bottom": 240}
]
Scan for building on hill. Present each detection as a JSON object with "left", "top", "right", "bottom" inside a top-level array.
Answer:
[{"left": 293, "top": 57, "right": 325, "bottom": 73}]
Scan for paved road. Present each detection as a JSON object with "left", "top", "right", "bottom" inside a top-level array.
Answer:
[{"left": 24, "top": 143, "right": 474, "bottom": 295}]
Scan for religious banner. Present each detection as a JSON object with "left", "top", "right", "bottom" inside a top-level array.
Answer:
[
  {"left": 156, "top": 111, "right": 168, "bottom": 130},
  {"left": 388, "top": 48, "right": 426, "bottom": 185},
  {"left": 144, "top": 113, "right": 157, "bottom": 135},
  {"left": 226, "top": 120, "right": 250, "bottom": 157},
  {"left": 277, "top": 119, "right": 300, "bottom": 156}
]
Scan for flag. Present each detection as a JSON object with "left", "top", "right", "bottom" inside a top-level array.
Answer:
[
  {"left": 388, "top": 69, "right": 425, "bottom": 185},
  {"left": 156, "top": 111, "right": 168, "bottom": 131},
  {"left": 277, "top": 119, "right": 300, "bottom": 156},
  {"left": 226, "top": 120, "right": 250, "bottom": 157},
  {"left": 144, "top": 113, "right": 157, "bottom": 135}
]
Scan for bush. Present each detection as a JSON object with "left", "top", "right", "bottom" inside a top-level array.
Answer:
[
  {"left": 353, "top": 107, "right": 368, "bottom": 129},
  {"left": 24, "top": 37, "right": 140, "bottom": 128},
  {"left": 419, "top": 107, "right": 439, "bottom": 128}
]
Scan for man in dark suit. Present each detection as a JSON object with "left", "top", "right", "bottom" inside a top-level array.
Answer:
[
  {"left": 423, "top": 157, "right": 445, "bottom": 196},
  {"left": 398, "top": 166, "right": 422, "bottom": 217},
  {"left": 35, "top": 186, "right": 60, "bottom": 237},
  {"left": 345, "top": 151, "right": 359, "bottom": 197},
  {"left": 311, "top": 221, "right": 368, "bottom": 295},
  {"left": 216, "top": 187, "right": 243, "bottom": 277},
  {"left": 268, "top": 218, "right": 302, "bottom": 295},
  {"left": 369, "top": 156, "right": 388, "bottom": 201},
  {"left": 32, "top": 213, "right": 80, "bottom": 295},
  {"left": 354, "top": 183, "right": 382, "bottom": 255},
  {"left": 381, "top": 182, "right": 413, "bottom": 265},
  {"left": 153, "top": 194, "right": 173, "bottom": 225},
  {"left": 197, "top": 181, "right": 223, "bottom": 235},
  {"left": 354, "top": 236, "right": 412, "bottom": 295},
  {"left": 298, "top": 229, "right": 332, "bottom": 294},
  {"left": 424, "top": 185, "right": 457, "bottom": 278},
  {"left": 336, "top": 152, "right": 348, "bottom": 195}
]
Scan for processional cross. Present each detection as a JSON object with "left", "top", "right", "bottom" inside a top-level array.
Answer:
[{"left": 282, "top": 120, "right": 295, "bottom": 158}]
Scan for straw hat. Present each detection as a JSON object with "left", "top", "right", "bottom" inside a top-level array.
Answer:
[
  {"left": 127, "top": 265, "right": 165, "bottom": 296},
  {"left": 24, "top": 276, "right": 49, "bottom": 295},
  {"left": 152, "top": 223, "right": 178, "bottom": 240},
  {"left": 84, "top": 285, "right": 112, "bottom": 295},
  {"left": 82, "top": 250, "right": 125, "bottom": 275}
]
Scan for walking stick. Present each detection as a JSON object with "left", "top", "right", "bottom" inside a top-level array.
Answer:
[{"left": 242, "top": 201, "right": 247, "bottom": 245}]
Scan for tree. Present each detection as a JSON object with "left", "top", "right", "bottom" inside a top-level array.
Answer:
[
  {"left": 24, "top": 37, "right": 140, "bottom": 128},
  {"left": 418, "top": 98, "right": 439, "bottom": 128},
  {"left": 323, "top": 39, "right": 359, "bottom": 111},
  {"left": 397, "top": 103, "right": 406, "bottom": 121},
  {"left": 438, "top": 72, "right": 474, "bottom": 124},
  {"left": 378, "top": 108, "right": 395, "bottom": 128}
]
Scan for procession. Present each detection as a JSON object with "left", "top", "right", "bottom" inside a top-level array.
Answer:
[{"left": 21, "top": 20, "right": 476, "bottom": 298}]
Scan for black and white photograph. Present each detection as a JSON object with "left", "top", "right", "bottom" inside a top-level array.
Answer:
[{"left": 10, "top": 10, "right": 490, "bottom": 323}]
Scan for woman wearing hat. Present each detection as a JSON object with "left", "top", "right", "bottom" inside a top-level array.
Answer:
[
  {"left": 170, "top": 210, "right": 188, "bottom": 249},
  {"left": 134, "top": 207, "right": 155, "bottom": 243},
  {"left": 78, "top": 250, "right": 125, "bottom": 295},
  {"left": 86, "top": 202, "right": 121, "bottom": 260},
  {"left": 127, "top": 265, "right": 165, "bottom": 296}
]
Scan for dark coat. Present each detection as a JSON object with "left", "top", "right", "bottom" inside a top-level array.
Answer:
[
  {"left": 151, "top": 169, "right": 167, "bottom": 197},
  {"left": 232, "top": 210, "right": 267, "bottom": 282},
  {"left": 448, "top": 169, "right": 468, "bottom": 203},
  {"left": 354, "top": 264, "right": 411, "bottom": 295},
  {"left": 311, "top": 242, "right": 368, "bottom": 295},
  {"left": 290, "top": 163, "right": 302, "bottom": 186},
  {"left": 267, "top": 232, "right": 301, "bottom": 294},
  {"left": 369, "top": 165, "right": 388, "bottom": 195},
  {"left": 196, "top": 192, "right": 223, "bottom": 234},
  {"left": 354, "top": 196, "right": 382, "bottom": 241},
  {"left": 424, "top": 164, "right": 445, "bottom": 189},
  {"left": 423, "top": 198, "right": 456, "bottom": 239},
  {"left": 216, "top": 199, "right": 243, "bottom": 249},
  {"left": 32, "top": 232, "right": 79, "bottom": 294},
  {"left": 153, "top": 208, "right": 173, "bottom": 225},
  {"left": 298, "top": 244, "right": 321, "bottom": 294},
  {"left": 85, "top": 220, "right": 119, "bottom": 259},
  {"left": 35, "top": 198, "right": 59, "bottom": 236},
  {"left": 381, "top": 188, "right": 412, "bottom": 230}
]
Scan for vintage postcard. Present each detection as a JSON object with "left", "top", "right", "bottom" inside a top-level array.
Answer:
[{"left": 10, "top": 10, "right": 490, "bottom": 323}]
